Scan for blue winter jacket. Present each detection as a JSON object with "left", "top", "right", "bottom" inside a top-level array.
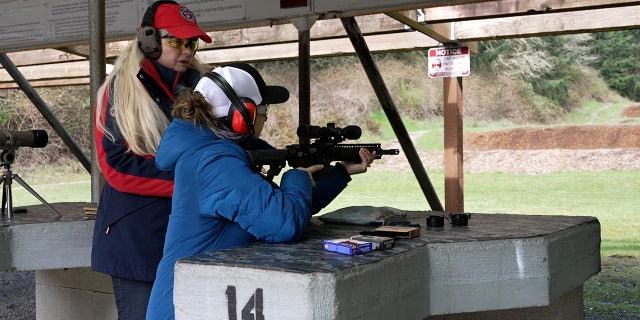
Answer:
[{"left": 147, "top": 119, "right": 350, "bottom": 319}]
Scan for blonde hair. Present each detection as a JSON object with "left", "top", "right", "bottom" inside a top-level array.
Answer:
[
  {"left": 171, "top": 89, "right": 220, "bottom": 129},
  {"left": 95, "top": 37, "right": 210, "bottom": 155}
]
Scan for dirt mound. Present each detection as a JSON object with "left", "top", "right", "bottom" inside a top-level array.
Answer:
[
  {"left": 623, "top": 105, "right": 640, "bottom": 117},
  {"left": 465, "top": 125, "right": 640, "bottom": 150},
  {"left": 378, "top": 123, "right": 640, "bottom": 174}
]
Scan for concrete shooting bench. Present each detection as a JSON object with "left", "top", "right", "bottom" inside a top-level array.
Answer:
[
  {"left": 172, "top": 208, "right": 601, "bottom": 320},
  {"left": 0, "top": 202, "right": 116, "bottom": 319},
  {"left": 0, "top": 203, "right": 600, "bottom": 320}
]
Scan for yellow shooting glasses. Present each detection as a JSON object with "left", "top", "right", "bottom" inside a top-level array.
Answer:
[{"left": 162, "top": 36, "right": 199, "bottom": 51}]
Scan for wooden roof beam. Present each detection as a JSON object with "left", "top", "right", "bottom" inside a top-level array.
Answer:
[
  {"left": 56, "top": 46, "right": 91, "bottom": 59},
  {"left": 0, "top": 78, "right": 89, "bottom": 89},
  {"left": 0, "top": 31, "right": 438, "bottom": 88},
  {"left": 200, "top": 14, "right": 415, "bottom": 50},
  {"left": 3, "top": 14, "right": 413, "bottom": 68},
  {"left": 198, "top": 30, "right": 439, "bottom": 64},
  {"left": 386, "top": 11, "right": 478, "bottom": 53},
  {"left": 423, "top": 0, "right": 640, "bottom": 23},
  {"left": 0, "top": 60, "right": 93, "bottom": 83},
  {"left": 4, "top": 50, "right": 85, "bottom": 68},
  {"left": 447, "top": 5, "right": 640, "bottom": 41}
]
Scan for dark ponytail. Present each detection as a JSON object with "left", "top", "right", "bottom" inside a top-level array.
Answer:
[{"left": 171, "top": 89, "right": 221, "bottom": 129}]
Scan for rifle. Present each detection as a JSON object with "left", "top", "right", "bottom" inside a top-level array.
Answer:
[{"left": 246, "top": 123, "right": 399, "bottom": 180}]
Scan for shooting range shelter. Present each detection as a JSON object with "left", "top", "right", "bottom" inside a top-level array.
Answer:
[{"left": 1, "top": 0, "right": 631, "bottom": 318}]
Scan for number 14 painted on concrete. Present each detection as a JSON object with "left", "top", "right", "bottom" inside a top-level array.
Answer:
[{"left": 226, "top": 286, "right": 264, "bottom": 320}]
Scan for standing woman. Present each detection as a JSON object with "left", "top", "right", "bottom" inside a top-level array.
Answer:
[{"left": 92, "top": 1, "right": 212, "bottom": 318}]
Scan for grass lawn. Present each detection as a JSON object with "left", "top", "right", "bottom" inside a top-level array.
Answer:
[
  {"left": 318, "top": 169, "right": 639, "bottom": 258},
  {"left": 9, "top": 166, "right": 638, "bottom": 258}
]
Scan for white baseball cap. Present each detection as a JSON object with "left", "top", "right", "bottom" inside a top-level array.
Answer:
[{"left": 195, "top": 64, "right": 289, "bottom": 118}]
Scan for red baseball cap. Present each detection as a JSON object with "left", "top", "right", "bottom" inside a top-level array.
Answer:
[{"left": 153, "top": 3, "right": 212, "bottom": 43}]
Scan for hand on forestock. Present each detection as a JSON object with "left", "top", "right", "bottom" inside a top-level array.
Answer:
[
  {"left": 341, "top": 148, "right": 375, "bottom": 175},
  {"left": 296, "top": 164, "right": 325, "bottom": 188}
]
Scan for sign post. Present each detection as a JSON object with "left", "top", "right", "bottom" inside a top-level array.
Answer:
[{"left": 427, "top": 46, "right": 469, "bottom": 212}]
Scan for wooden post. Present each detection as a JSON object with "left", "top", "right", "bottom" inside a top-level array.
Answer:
[{"left": 443, "top": 77, "right": 464, "bottom": 212}]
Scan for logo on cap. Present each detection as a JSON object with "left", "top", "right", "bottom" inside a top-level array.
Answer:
[{"left": 180, "top": 7, "right": 196, "bottom": 22}]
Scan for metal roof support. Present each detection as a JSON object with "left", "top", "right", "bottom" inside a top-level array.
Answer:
[
  {"left": 340, "top": 16, "right": 443, "bottom": 212},
  {"left": 291, "top": 15, "right": 318, "bottom": 143},
  {"left": 0, "top": 54, "right": 90, "bottom": 172},
  {"left": 89, "top": 0, "right": 106, "bottom": 202}
]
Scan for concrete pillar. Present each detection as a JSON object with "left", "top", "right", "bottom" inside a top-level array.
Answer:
[{"left": 35, "top": 267, "right": 116, "bottom": 320}]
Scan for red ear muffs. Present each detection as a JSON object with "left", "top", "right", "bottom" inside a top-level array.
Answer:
[
  {"left": 204, "top": 71, "right": 256, "bottom": 135},
  {"left": 228, "top": 97, "right": 257, "bottom": 135}
]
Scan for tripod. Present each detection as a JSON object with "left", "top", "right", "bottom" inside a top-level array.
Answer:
[{"left": 1, "top": 160, "right": 62, "bottom": 221}]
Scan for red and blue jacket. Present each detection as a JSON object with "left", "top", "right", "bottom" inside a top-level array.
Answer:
[{"left": 91, "top": 59, "right": 202, "bottom": 282}]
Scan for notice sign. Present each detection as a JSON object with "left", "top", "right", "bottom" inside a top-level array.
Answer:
[{"left": 427, "top": 46, "right": 470, "bottom": 79}]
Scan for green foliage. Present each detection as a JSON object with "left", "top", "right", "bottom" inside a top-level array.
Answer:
[
  {"left": 516, "top": 82, "right": 563, "bottom": 123},
  {"left": 394, "top": 79, "right": 431, "bottom": 119},
  {"left": 310, "top": 55, "right": 358, "bottom": 71},
  {"left": 562, "top": 99, "right": 640, "bottom": 125},
  {"left": 471, "top": 40, "right": 512, "bottom": 72},
  {"left": 257, "top": 37, "right": 629, "bottom": 131},
  {"left": 590, "top": 30, "right": 640, "bottom": 101},
  {"left": 381, "top": 50, "right": 428, "bottom": 64},
  {"left": 472, "top": 36, "right": 593, "bottom": 115},
  {"left": 412, "top": 127, "right": 444, "bottom": 152},
  {"left": 528, "top": 37, "right": 580, "bottom": 107},
  {"left": 532, "top": 78, "right": 570, "bottom": 105},
  {"left": 0, "top": 106, "right": 12, "bottom": 125},
  {"left": 0, "top": 92, "right": 19, "bottom": 125}
]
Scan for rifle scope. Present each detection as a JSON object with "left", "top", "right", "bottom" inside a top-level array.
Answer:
[{"left": 297, "top": 123, "right": 361, "bottom": 141}]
